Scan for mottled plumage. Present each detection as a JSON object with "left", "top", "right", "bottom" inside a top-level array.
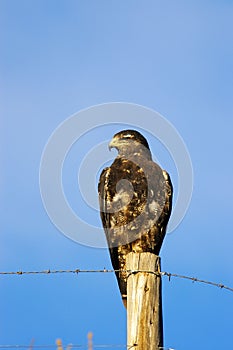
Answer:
[{"left": 98, "top": 130, "right": 173, "bottom": 307}]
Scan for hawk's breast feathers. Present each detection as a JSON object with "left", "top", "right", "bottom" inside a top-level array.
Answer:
[{"left": 98, "top": 130, "right": 173, "bottom": 305}]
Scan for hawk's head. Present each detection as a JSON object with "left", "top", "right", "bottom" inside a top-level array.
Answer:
[{"left": 109, "top": 130, "right": 151, "bottom": 158}]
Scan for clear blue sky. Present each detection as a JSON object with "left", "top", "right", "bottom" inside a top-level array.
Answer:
[{"left": 1, "top": 1, "right": 233, "bottom": 349}]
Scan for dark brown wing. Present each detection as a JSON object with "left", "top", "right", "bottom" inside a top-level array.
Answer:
[
  {"left": 98, "top": 156, "right": 173, "bottom": 306},
  {"left": 98, "top": 165, "right": 120, "bottom": 272}
]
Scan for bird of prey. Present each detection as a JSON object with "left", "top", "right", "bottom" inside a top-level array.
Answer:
[{"left": 98, "top": 130, "right": 173, "bottom": 307}]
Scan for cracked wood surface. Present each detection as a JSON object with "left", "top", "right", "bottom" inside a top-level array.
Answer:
[{"left": 126, "top": 252, "right": 163, "bottom": 350}]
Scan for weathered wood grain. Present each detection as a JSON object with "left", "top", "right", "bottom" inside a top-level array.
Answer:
[{"left": 126, "top": 252, "right": 163, "bottom": 350}]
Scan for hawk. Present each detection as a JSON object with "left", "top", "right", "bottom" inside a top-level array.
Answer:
[{"left": 98, "top": 130, "right": 173, "bottom": 307}]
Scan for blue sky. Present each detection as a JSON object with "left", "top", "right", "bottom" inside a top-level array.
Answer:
[{"left": 1, "top": 1, "right": 233, "bottom": 349}]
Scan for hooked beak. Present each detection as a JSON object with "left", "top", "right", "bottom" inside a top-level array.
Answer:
[{"left": 108, "top": 137, "right": 117, "bottom": 151}]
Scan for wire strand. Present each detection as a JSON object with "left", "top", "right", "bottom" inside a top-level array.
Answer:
[
  {"left": 0, "top": 268, "right": 232, "bottom": 293},
  {"left": 0, "top": 346, "right": 174, "bottom": 350}
]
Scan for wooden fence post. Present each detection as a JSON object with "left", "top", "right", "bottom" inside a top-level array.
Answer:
[
  {"left": 87, "top": 332, "right": 93, "bottom": 350},
  {"left": 126, "top": 252, "right": 163, "bottom": 350}
]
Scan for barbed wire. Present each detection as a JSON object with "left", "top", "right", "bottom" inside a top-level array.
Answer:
[
  {"left": 0, "top": 268, "right": 232, "bottom": 293},
  {"left": 0, "top": 346, "right": 125, "bottom": 349},
  {"left": 0, "top": 346, "right": 174, "bottom": 350}
]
